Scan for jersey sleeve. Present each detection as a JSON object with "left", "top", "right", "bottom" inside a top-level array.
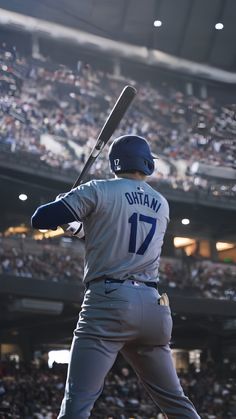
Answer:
[
  {"left": 162, "top": 196, "right": 170, "bottom": 224},
  {"left": 158, "top": 196, "right": 170, "bottom": 235},
  {"left": 31, "top": 200, "right": 76, "bottom": 230},
  {"left": 60, "top": 181, "right": 100, "bottom": 222}
]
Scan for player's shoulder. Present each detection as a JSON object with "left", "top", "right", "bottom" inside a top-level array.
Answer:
[
  {"left": 87, "top": 177, "right": 124, "bottom": 188},
  {"left": 77, "top": 178, "right": 108, "bottom": 189},
  {"left": 76, "top": 178, "right": 115, "bottom": 195}
]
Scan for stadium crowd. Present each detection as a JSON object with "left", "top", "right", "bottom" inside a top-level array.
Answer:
[
  {"left": 0, "top": 237, "right": 235, "bottom": 301},
  {"left": 0, "top": 237, "right": 84, "bottom": 283},
  {"left": 159, "top": 258, "right": 236, "bottom": 300},
  {"left": 0, "top": 357, "right": 235, "bottom": 418},
  {"left": 0, "top": 43, "right": 235, "bottom": 197}
]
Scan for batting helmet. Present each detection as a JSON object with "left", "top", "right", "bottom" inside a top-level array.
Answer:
[{"left": 109, "top": 135, "right": 156, "bottom": 175}]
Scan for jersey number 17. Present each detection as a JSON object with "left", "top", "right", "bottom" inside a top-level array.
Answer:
[{"left": 128, "top": 212, "right": 157, "bottom": 255}]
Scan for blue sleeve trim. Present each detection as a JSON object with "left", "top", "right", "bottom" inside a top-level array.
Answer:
[
  {"left": 31, "top": 200, "right": 76, "bottom": 230},
  {"left": 61, "top": 198, "right": 81, "bottom": 222}
]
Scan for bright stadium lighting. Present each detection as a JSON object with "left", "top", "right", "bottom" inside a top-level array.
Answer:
[
  {"left": 216, "top": 242, "right": 234, "bottom": 251},
  {"left": 174, "top": 237, "right": 195, "bottom": 248},
  {"left": 19, "top": 194, "right": 28, "bottom": 201},
  {"left": 181, "top": 218, "right": 190, "bottom": 225},
  {"left": 153, "top": 20, "right": 162, "bottom": 27},
  {"left": 48, "top": 350, "right": 70, "bottom": 368},
  {"left": 215, "top": 22, "right": 224, "bottom": 30}
]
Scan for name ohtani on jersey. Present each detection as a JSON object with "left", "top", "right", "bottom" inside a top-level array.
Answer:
[{"left": 125, "top": 191, "right": 161, "bottom": 213}]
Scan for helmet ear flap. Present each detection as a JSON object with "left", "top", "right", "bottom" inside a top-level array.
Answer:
[{"left": 146, "top": 160, "right": 155, "bottom": 173}]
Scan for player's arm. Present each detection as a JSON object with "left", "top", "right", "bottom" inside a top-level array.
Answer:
[
  {"left": 31, "top": 182, "right": 98, "bottom": 234},
  {"left": 31, "top": 200, "right": 76, "bottom": 230},
  {"left": 31, "top": 200, "right": 85, "bottom": 238}
]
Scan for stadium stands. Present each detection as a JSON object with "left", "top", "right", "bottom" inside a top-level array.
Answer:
[
  {"left": 0, "top": 237, "right": 235, "bottom": 301},
  {"left": 0, "top": 358, "right": 235, "bottom": 418},
  {"left": 0, "top": 237, "right": 84, "bottom": 283},
  {"left": 0, "top": 44, "right": 235, "bottom": 199}
]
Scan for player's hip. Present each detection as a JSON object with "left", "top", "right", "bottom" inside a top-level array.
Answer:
[{"left": 76, "top": 278, "right": 172, "bottom": 345}]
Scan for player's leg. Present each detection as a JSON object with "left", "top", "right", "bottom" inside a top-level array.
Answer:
[
  {"left": 57, "top": 279, "right": 140, "bottom": 418},
  {"left": 122, "top": 343, "right": 200, "bottom": 419},
  {"left": 58, "top": 336, "right": 123, "bottom": 419}
]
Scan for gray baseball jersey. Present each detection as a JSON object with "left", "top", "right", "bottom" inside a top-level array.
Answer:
[{"left": 61, "top": 177, "right": 169, "bottom": 284}]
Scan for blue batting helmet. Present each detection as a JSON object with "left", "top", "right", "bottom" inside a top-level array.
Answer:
[{"left": 109, "top": 135, "right": 156, "bottom": 175}]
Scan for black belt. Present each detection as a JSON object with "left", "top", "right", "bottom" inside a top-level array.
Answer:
[{"left": 86, "top": 277, "right": 158, "bottom": 290}]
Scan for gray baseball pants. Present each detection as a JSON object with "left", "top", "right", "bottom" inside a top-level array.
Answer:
[{"left": 58, "top": 279, "right": 200, "bottom": 418}]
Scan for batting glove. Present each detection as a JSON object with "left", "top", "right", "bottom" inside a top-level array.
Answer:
[
  {"left": 66, "top": 221, "right": 85, "bottom": 239},
  {"left": 159, "top": 293, "right": 169, "bottom": 306}
]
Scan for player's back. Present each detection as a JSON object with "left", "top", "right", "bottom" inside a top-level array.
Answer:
[{"left": 82, "top": 177, "right": 169, "bottom": 283}]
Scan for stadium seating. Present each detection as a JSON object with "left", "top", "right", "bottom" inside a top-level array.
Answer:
[
  {"left": 1, "top": 237, "right": 235, "bottom": 301},
  {"left": 0, "top": 358, "right": 235, "bottom": 418},
  {"left": 0, "top": 45, "right": 235, "bottom": 198}
]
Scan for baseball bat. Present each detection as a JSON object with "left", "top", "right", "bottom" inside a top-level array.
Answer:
[{"left": 72, "top": 85, "right": 137, "bottom": 188}]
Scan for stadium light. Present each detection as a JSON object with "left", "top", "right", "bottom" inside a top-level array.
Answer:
[
  {"left": 33, "top": 227, "right": 65, "bottom": 240},
  {"left": 216, "top": 242, "right": 234, "bottom": 251},
  {"left": 19, "top": 193, "right": 28, "bottom": 201},
  {"left": 48, "top": 350, "right": 70, "bottom": 368},
  {"left": 173, "top": 237, "right": 195, "bottom": 248},
  {"left": 153, "top": 20, "right": 162, "bottom": 27},
  {"left": 181, "top": 218, "right": 190, "bottom": 225},
  {"left": 215, "top": 23, "right": 224, "bottom": 30}
]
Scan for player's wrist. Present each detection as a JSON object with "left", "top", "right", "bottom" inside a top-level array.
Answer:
[{"left": 66, "top": 221, "right": 85, "bottom": 238}]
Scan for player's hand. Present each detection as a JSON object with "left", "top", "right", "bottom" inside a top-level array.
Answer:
[
  {"left": 159, "top": 293, "right": 169, "bottom": 306},
  {"left": 66, "top": 221, "right": 85, "bottom": 239}
]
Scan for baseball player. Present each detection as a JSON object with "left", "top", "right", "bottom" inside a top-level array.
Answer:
[{"left": 31, "top": 135, "right": 200, "bottom": 419}]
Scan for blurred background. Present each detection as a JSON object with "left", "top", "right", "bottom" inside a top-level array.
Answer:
[{"left": 0, "top": 1, "right": 235, "bottom": 418}]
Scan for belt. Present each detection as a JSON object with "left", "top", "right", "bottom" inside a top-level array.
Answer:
[{"left": 86, "top": 277, "right": 158, "bottom": 290}]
